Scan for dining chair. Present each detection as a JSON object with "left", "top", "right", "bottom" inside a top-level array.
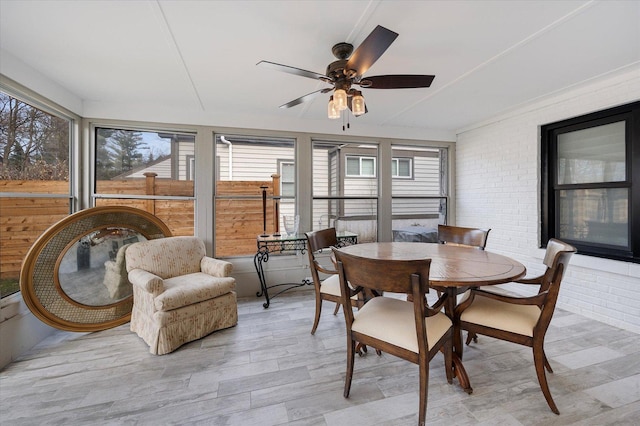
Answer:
[
  {"left": 436, "top": 224, "right": 491, "bottom": 342},
  {"left": 305, "top": 228, "right": 360, "bottom": 335},
  {"left": 455, "top": 238, "right": 576, "bottom": 414},
  {"left": 437, "top": 224, "right": 490, "bottom": 249},
  {"left": 333, "top": 247, "right": 453, "bottom": 426}
]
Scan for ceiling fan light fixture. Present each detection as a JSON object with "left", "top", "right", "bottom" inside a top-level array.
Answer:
[
  {"left": 328, "top": 96, "right": 340, "bottom": 119},
  {"left": 334, "top": 89, "right": 347, "bottom": 111},
  {"left": 352, "top": 91, "right": 365, "bottom": 116}
]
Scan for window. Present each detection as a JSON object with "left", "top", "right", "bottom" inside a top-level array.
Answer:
[
  {"left": 94, "top": 127, "right": 196, "bottom": 237},
  {"left": 391, "top": 145, "right": 447, "bottom": 239},
  {"left": 541, "top": 101, "right": 639, "bottom": 263},
  {"left": 312, "top": 141, "right": 378, "bottom": 242},
  {"left": 346, "top": 156, "right": 376, "bottom": 177},
  {"left": 279, "top": 160, "right": 295, "bottom": 197},
  {"left": 0, "top": 90, "right": 73, "bottom": 298},
  {"left": 215, "top": 134, "right": 295, "bottom": 257},
  {"left": 392, "top": 157, "right": 413, "bottom": 178}
]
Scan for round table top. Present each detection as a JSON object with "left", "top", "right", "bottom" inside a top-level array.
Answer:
[{"left": 336, "top": 242, "right": 526, "bottom": 288}]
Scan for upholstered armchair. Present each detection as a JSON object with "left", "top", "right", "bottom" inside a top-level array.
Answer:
[
  {"left": 125, "top": 236, "right": 238, "bottom": 355},
  {"left": 103, "top": 243, "right": 133, "bottom": 299}
]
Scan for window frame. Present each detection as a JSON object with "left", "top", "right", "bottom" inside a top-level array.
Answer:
[
  {"left": 541, "top": 100, "right": 640, "bottom": 263},
  {"left": 0, "top": 80, "right": 79, "bottom": 299},
  {"left": 392, "top": 157, "right": 413, "bottom": 179},
  {"left": 278, "top": 159, "right": 295, "bottom": 198},
  {"left": 346, "top": 155, "right": 376, "bottom": 177}
]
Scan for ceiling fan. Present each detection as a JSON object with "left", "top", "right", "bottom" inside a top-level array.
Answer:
[{"left": 257, "top": 25, "right": 435, "bottom": 120}]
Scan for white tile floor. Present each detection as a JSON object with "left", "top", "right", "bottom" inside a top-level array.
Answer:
[{"left": 1, "top": 289, "right": 639, "bottom": 425}]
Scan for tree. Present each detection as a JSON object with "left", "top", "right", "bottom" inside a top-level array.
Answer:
[
  {"left": 95, "top": 129, "right": 148, "bottom": 180},
  {"left": 0, "top": 92, "right": 69, "bottom": 180}
]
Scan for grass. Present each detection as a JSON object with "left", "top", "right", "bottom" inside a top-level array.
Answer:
[{"left": 1, "top": 278, "right": 20, "bottom": 298}]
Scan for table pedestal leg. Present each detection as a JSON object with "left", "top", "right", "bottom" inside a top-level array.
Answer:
[{"left": 445, "top": 287, "right": 473, "bottom": 394}]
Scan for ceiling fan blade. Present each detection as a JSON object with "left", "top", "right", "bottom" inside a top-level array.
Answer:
[
  {"left": 361, "top": 74, "right": 435, "bottom": 89},
  {"left": 346, "top": 25, "right": 398, "bottom": 78},
  {"left": 257, "top": 60, "right": 329, "bottom": 82},
  {"left": 279, "top": 88, "right": 333, "bottom": 109}
]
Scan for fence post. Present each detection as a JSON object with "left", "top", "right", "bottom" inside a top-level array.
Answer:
[
  {"left": 271, "top": 174, "right": 281, "bottom": 236},
  {"left": 143, "top": 172, "right": 157, "bottom": 214}
]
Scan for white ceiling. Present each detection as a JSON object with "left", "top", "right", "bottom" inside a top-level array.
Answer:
[{"left": 1, "top": 0, "right": 639, "bottom": 140}]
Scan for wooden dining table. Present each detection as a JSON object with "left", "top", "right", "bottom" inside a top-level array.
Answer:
[{"left": 336, "top": 241, "right": 526, "bottom": 394}]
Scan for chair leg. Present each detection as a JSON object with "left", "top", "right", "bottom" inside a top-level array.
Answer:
[
  {"left": 418, "top": 359, "right": 429, "bottom": 426},
  {"left": 465, "top": 331, "right": 478, "bottom": 345},
  {"left": 533, "top": 341, "right": 559, "bottom": 415},
  {"left": 333, "top": 302, "right": 340, "bottom": 315},
  {"left": 344, "top": 338, "right": 356, "bottom": 398},
  {"left": 310, "top": 297, "right": 322, "bottom": 335},
  {"left": 544, "top": 353, "right": 554, "bottom": 373}
]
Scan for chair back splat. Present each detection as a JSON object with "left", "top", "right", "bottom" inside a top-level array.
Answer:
[
  {"left": 333, "top": 247, "right": 453, "bottom": 425},
  {"left": 437, "top": 224, "right": 490, "bottom": 249}
]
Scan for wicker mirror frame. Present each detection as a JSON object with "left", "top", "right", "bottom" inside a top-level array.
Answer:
[{"left": 20, "top": 206, "right": 172, "bottom": 332}]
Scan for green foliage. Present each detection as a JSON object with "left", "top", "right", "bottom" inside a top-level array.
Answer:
[{"left": 0, "top": 278, "right": 20, "bottom": 298}]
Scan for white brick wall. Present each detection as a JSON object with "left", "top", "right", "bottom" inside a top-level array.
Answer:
[{"left": 456, "top": 67, "right": 640, "bottom": 334}]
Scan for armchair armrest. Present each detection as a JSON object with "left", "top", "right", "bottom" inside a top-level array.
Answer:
[
  {"left": 314, "top": 259, "right": 337, "bottom": 275},
  {"left": 201, "top": 256, "right": 233, "bottom": 277},
  {"left": 426, "top": 292, "right": 448, "bottom": 317},
  {"left": 128, "top": 269, "right": 164, "bottom": 295}
]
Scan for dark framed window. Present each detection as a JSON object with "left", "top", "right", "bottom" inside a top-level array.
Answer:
[{"left": 541, "top": 101, "right": 639, "bottom": 263}]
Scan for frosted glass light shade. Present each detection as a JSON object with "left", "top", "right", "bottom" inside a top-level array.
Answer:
[
  {"left": 352, "top": 92, "right": 365, "bottom": 116},
  {"left": 327, "top": 96, "right": 340, "bottom": 119},
  {"left": 334, "top": 89, "right": 347, "bottom": 111}
]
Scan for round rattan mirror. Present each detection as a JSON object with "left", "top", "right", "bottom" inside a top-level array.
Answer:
[{"left": 20, "top": 206, "right": 172, "bottom": 332}]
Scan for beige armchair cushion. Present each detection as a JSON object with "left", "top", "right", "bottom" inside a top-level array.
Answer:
[
  {"left": 352, "top": 296, "right": 452, "bottom": 352},
  {"left": 318, "top": 274, "right": 341, "bottom": 297},
  {"left": 459, "top": 295, "right": 541, "bottom": 337},
  {"left": 156, "top": 274, "right": 235, "bottom": 311}
]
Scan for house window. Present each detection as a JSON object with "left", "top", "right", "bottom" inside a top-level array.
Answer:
[
  {"left": 346, "top": 156, "right": 376, "bottom": 177},
  {"left": 392, "top": 158, "right": 412, "bottom": 178},
  {"left": 279, "top": 160, "right": 295, "bottom": 197},
  {"left": 0, "top": 90, "right": 73, "bottom": 298},
  {"left": 541, "top": 101, "right": 639, "bottom": 263}
]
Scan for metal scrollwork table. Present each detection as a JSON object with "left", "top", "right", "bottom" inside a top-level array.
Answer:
[{"left": 254, "top": 232, "right": 357, "bottom": 308}]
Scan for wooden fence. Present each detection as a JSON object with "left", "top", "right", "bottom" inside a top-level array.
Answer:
[{"left": 1, "top": 177, "right": 276, "bottom": 280}]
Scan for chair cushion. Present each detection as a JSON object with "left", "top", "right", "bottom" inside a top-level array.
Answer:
[
  {"left": 319, "top": 274, "right": 341, "bottom": 296},
  {"left": 460, "top": 295, "right": 541, "bottom": 337},
  {"left": 351, "top": 296, "right": 452, "bottom": 352},
  {"left": 154, "top": 272, "right": 236, "bottom": 311},
  {"left": 319, "top": 274, "right": 358, "bottom": 300}
]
